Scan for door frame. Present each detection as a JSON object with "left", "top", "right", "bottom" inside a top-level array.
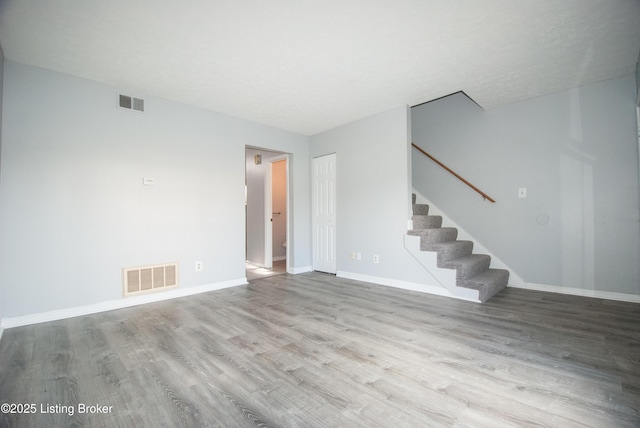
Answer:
[{"left": 265, "top": 154, "right": 290, "bottom": 271}]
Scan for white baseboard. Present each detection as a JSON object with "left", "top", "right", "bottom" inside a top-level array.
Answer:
[
  {"left": 337, "top": 270, "right": 478, "bottom": 302},
  {"left": 510, "top": 282, "right": 640, "bottom": 303},
  {"left": 337, "top": 271, "right": 640, "bottom": 304},
  {"left": 4, "top": 274, "right": 634, "bottom": 333},
  {"left": 0, "top": 277, "right": 248, "bottom": 330},
  {"left": 272, "top": 256, "right": 286, "bottom": 262},
  {"left": 288, "top": 265, "right": 312, "bottom": 274}
]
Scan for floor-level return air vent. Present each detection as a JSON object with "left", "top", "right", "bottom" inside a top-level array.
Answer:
[
  {"left": 123, "top": 262, "right": 178, "bottom": 297},
  {"left": 119, "top": 94, "right": 145, "bottom": 112}
]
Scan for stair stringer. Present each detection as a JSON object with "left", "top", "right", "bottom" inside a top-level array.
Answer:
[
  {"left": 411, "top": 189, "right": 526, "bottom": 288},
  {"left": 404, "top": 234, "right": 481, "bottom": 302}
]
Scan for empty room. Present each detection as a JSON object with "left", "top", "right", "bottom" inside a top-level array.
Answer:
[{"left": 1, "top": 1, "right": 639, "bottom": 427}]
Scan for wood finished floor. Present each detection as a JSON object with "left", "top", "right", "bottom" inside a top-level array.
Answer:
[
  {"left": 246, "top": 260, "right": 287, "bottom": 281},
  {"left": 1, "top": 272, "right": 639, "bottom": 427}
]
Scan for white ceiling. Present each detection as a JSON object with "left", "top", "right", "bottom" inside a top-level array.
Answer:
[{"left": 1, "top": 1, "right": 639, "bottom": 135}]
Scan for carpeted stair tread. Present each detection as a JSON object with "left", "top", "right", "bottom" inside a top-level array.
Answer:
[
  {"left": 409, "top": 194, "right": 509, "bottom": 303},
  {"left": 460, "top": 268, "right": 509, "bottom": 289},
  {"left": 412, "top": 203, "right": 430, "bottom": 215},
  {"left": 458, "top": 268, "right": 509, "bottom": 302},
  {"left": 408, "top": 227, "right": 458, "bottom": 244},
  {"left": 442, "top": 254, "right": 491, "bottom": 279},
  {"left": 424, "top": 240, "right": 474, "bottom": 263},
  {"left": 412, "top": 214, "right": 443, "bottom": 229}
]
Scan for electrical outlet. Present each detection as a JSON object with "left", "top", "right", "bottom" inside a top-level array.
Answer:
[
  {"left": 373, "top": 254, "right": 379, "bottom": 264},
  {"left": 351, "top": 252, "right": 356, "bottom": 260},
  {"left": 195, "top": 261, "right": 203, "bottom": 271},
  {"left": 357, "top": 252, "right": 362, "bottom": 261}
]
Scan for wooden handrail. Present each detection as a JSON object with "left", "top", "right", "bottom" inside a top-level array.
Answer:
[{"left": 412, "top": 143, "right": 496, "bottom": 203}]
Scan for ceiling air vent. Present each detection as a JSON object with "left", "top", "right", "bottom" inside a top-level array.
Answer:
[{"left": 119, "top": 94, "right": 145, "bottom": 112}]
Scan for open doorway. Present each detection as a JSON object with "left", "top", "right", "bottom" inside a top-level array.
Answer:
[{"left": 245, "top": 147, "right": 289, "bottom": 281}]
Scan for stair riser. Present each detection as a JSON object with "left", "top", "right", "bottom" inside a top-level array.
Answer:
[
  {"left": 455, "top": 265, "right": 491, "bottom": 282},
  {"left": 460, "top": 270, "right": 509, "bottom": 291},
  {"left": 444, "top": 255, "right": 491, "bottom": 280},
  {"left": 412, "top": 204, "right": 429, "bottom": 215},
  {"left": 473, "top": 282, "right": 507, "bottom": 303},
  {"left": 425, "top": 241, "right": 473, "bottom": 264},
  {"left": 412, "top": 215, "right": 443, "bottom": 229},
  {"left": 408, "top": 228, "right": 458, "bottom": 245},
  {"left": 425, "top": 228, "right": 457, "bottom": 244},
  {"left": 459, "top": 269, "right": 509, "bottom": 303}
]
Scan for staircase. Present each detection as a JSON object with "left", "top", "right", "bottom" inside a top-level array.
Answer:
[{"left": 406, "top": 194, "right": 508, "bottom": 302}]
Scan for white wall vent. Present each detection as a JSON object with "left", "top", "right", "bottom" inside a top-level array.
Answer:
[
  {"left": 119, "top": 94, "right": 145, "bottom": 112},
  {"left": 123, "top": 262, "right": 178, "bottom": 297}
]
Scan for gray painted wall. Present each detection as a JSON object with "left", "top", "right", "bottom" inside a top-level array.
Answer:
[
  {"left": 412, "top": 75, "right": 640, "bottom": 295},
  {"left": 0, "top": 61, "right": 310, "bottom": 318},
  {"left": 0, "top": 45, "right": 4, "bottom": 328},
  {"left": 310, "top": 106, "right": 438, "bottom": 285},
  {"left": 636, "top": 51, "right": 640, "bottom": 106},
  {"left": 245, "top": 148, "right": 268, "bottom": 266}
]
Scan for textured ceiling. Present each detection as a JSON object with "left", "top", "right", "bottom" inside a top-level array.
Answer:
[{"left": 1, "top": 1, "right": 639, "bottom": 135}]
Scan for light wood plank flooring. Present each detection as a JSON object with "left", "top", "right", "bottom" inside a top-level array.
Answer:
[
  {"left": 1, "top": 272, "right": 639, "bottom": 427},
  {"left": 246, "top": 260, "right": 287, "bottom": 281}
]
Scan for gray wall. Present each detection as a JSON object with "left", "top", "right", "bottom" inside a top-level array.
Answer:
[
  {"left": 310, "top": 106, "right": 435, "bottom": 285},
  {"left": 636, "top": 51, "right": 640, "bottom": 105},
  {"left": 0, "top": 61, "right": 310, "bottom": 318},
  {"left": 412, "top": 75, "right": 640, "bottom": 295},
  {"left": 0, "top": 45, "right": 4, "bottom": 328},
  {"left": 245, "top": 148, "right": 268, "bottom": 266}
]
